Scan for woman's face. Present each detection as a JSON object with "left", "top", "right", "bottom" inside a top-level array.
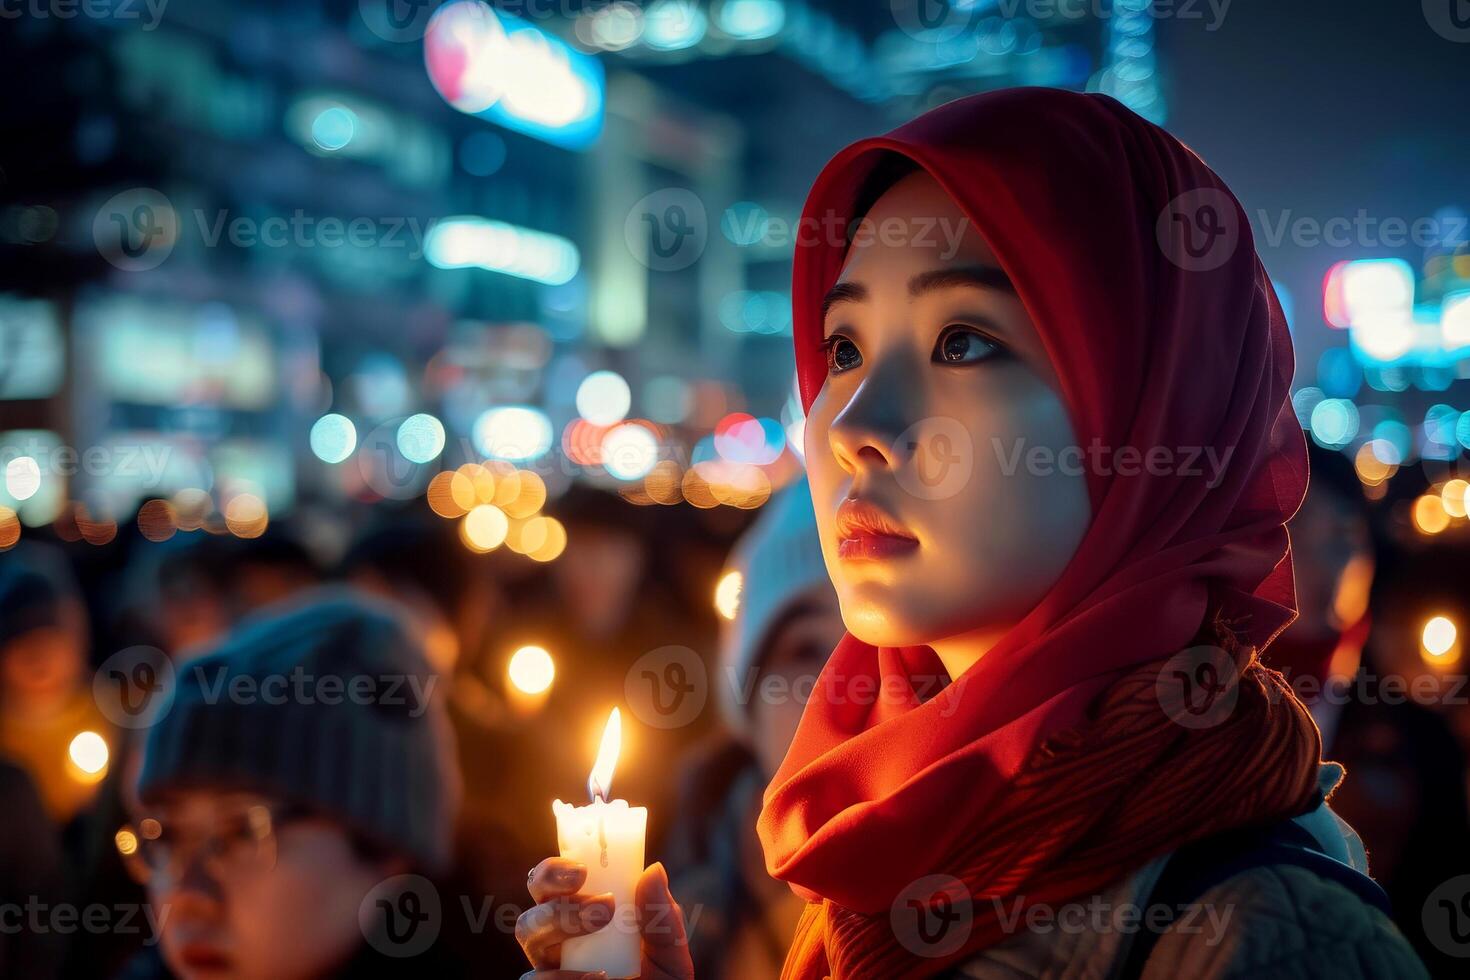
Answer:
[{"left": 805, "top": 171, "right": 1090, "bottom": 660}]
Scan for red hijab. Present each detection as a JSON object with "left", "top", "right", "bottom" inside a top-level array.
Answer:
[{"left": 760, "top": 88, "right": 1321, "bottom": 978}]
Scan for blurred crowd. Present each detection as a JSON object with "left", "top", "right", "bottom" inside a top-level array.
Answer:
[{"left": 1, "top": 453, "right": 1468, "bottom": 978}]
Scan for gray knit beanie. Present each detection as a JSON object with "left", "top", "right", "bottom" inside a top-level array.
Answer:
[{"left": 136, "top": 588, "right": 461, "bottom": 873}]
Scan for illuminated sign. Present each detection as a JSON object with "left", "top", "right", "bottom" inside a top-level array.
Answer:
[{"left": 424, "top": 2, "right": 605, "bottom": 150}]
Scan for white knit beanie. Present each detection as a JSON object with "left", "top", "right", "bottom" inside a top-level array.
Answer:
[{"left": 716, "top": 476, "right": 837, "bottom": 740}]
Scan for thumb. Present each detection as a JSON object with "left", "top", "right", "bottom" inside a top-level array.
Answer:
[{"left": 635, "top": 862, "right": 689, "bottom": 952}]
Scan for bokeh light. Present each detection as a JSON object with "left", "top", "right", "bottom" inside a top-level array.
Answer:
[
  {"left": 68, "top": 731, "right": 109, "bottom": 778},
  {"left": 310, "top": 414, "right": 357, "bottom": 464},
  {"left": 5, "top": 455, "right": 41, "bottom": 500},
  {"left": 1422, "top": 616, "right": 1459, "bottom": 659},
  {"left": 715, "top": 570, "right": 742, "bottom": 620},
  {"left": 576, "top": 370, "right": 631, "bottom": 425},
  {"left": 397, "top": 414, "right": 446, "bottom": 464},
  {"left": 601, "top": 422, "right": 659, "bottom": 480},
  {"left": 462, "top": 503, "right": 509, "bottom": 552},
  {"left": 474, "top": 406, "right": 554, "bottom": 462},
  {"left": 508, "top": 645, "right": 556, "bottom": 694}
]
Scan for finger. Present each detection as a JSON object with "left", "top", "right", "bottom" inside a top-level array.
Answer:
[
  {"left": 635, "top": 862, "right": 690, "bottom": 952},
  {"left": 528, "top": 858, "right": 588, "bottom": 903},
  {"left": 516, "top": 894, "right": 616, "bottom": 966}
]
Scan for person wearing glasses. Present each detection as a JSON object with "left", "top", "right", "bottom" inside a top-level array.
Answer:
[{"left": 114, "top": 590, "right": 468, "bottom": 980}]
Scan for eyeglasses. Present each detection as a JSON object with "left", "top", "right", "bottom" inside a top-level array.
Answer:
[{"left": 115, "top": 804, "right": 305, "bottom": 885}]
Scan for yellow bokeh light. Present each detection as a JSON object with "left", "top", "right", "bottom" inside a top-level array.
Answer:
[
  {"left": 1413, "top": 494, "right": 1450, "bottom": 535},
  {"left": 507, "top": 515, "right": 551, "bottom": 555},
  {"left": 0, "top": 506, "right": 19, "bottom": 550},
  {"left": 69, "top": 730, "right": 109, "bottom": 778},
  {"left": 715, "top": 570, "right": 743, "bottom": 620},
  {"left": 224, "top": 494, "right": 269, "bottom": 539},
  {"left": 1423, "top": 615, "right": 1458, "bottom": 658},
  {"left": 502, "top": 470, "right": 547, "bottom": 518},
  {"left": 1353, "top": 442, "right": 1395, "bottom": 485},
  {"left": 75, "top": 505, "right": 118, "bottom": 546},
  {"left": 427, "top": 470, "right": 471, "bottom": 518},
  {"left": 137, "top": 499, "right": 178, "bottom": 542},
  {"left": 173, "top": 488, "right": 211, "bottom": 531},
  {"left": 1442, "top": 480, "right": 1469, "bottom": 519},
  {"left": 462, "top": 504, "right": 509, "bottom": 552},
  {"left": 645, "top": 460, "right": 684, "bottom": 505},
  {"left": 527, "top": 516, "right": 567, "bottom": 562},
  {"left": 115, "top": 828, "right": 138, "bottom": 857},
  {"left": 508, "top": 645, "right": 555, "bottom": 694}
]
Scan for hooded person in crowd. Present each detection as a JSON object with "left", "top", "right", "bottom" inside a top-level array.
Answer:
[
  {"left": 668, "top": 477, "right": 844, "bottom": 980},
  {"left": 116, "top": 589, "right": 472, "bottom": 980},
  {"left": 0, "top": 542, "right": 116, "bottom": 829},
  {"left": 1272, "top": 443, "right": 1470, "bottom": 975},
  {"left": 517, "top": 88, "right": 1425, "bottom": 979}
]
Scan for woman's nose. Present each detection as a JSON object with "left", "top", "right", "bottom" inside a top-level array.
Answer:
[{"left": 826, "top": 350, "right": 924, "bottom": 477}]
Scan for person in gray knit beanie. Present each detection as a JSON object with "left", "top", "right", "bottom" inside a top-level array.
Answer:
[{"left": 122, "top": 588, "right": 464, "bottom": 980}]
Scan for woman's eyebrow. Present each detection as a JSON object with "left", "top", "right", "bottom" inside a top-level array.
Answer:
[
  {"left": 822, "top": 280, "right": 868, "bottom": 320},
  {"left": 908, "top": 265, "right": 1015, "bottom": 297}
]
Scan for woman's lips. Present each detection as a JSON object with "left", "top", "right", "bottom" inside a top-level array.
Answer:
[
  {"left": 177, "top": 942, "right": 231, "bottom": 972},
  {"left": 836, "top": 498, "right": 919, "bottom": 561}
]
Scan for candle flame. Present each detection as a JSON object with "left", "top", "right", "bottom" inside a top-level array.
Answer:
[{"left": 588, "top": 707, "right": 621, "bottom": 801}]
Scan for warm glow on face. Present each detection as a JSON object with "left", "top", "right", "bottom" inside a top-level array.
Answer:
[
  {"left": 715, "top": 570, "right": 742, "bottom": 620},
  {"left": 1423, "top": 616, "right": 1458, "bottom": 659},
  {"left": 509, "top": 644, "right": 555, "bottom": 694},
  {"left": 589, "top": 707, "right": 621, "bottom": 801},
  {"left": 69, "top": 730, "right": 109, "bottom": 777}
]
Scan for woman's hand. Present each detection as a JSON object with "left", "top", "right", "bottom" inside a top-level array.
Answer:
[{"left": 517, "top": 857, "right": 695, "bottom": 980}]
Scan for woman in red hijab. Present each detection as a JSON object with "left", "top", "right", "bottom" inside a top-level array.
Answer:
[{"left": 517, "top": 89, "right": 1426, "bottom": 979}]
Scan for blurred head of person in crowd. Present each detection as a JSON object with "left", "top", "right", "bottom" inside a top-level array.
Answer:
[
  {"left": 0, "top": 541, "right": 89, "bottom": 721},
  {"left": 123, "top": 589, "right": 461, "bottom": 980},
  {"left": 341, "top": 514, "right": 499, "bottom": 677},
  {"left": 130, "top": 531, "right": 320, "bottom": 662},
  {"left": 718, "top": 476, "right": 844, "bottom": 780},
  {"left": 551, "top": 484, "right": 650, "bottom": 641},
  {"left": 0, "top": 541, "right": 115, "bottom": 824},
  {"left": 1273, "top": 443, "right": 1377, "bottom": 710}
]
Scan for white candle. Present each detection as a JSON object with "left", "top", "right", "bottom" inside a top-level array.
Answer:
[{"left": 553, "top": 707, "right": 647, "bottom": 978}]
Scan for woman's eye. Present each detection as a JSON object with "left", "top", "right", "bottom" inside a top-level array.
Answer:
[
  {"left": 825, "top": 335, "right": 863, "bottom": 374},
  {"left": 934, "top": 325, "right": 1001, "bottom": 365}
]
